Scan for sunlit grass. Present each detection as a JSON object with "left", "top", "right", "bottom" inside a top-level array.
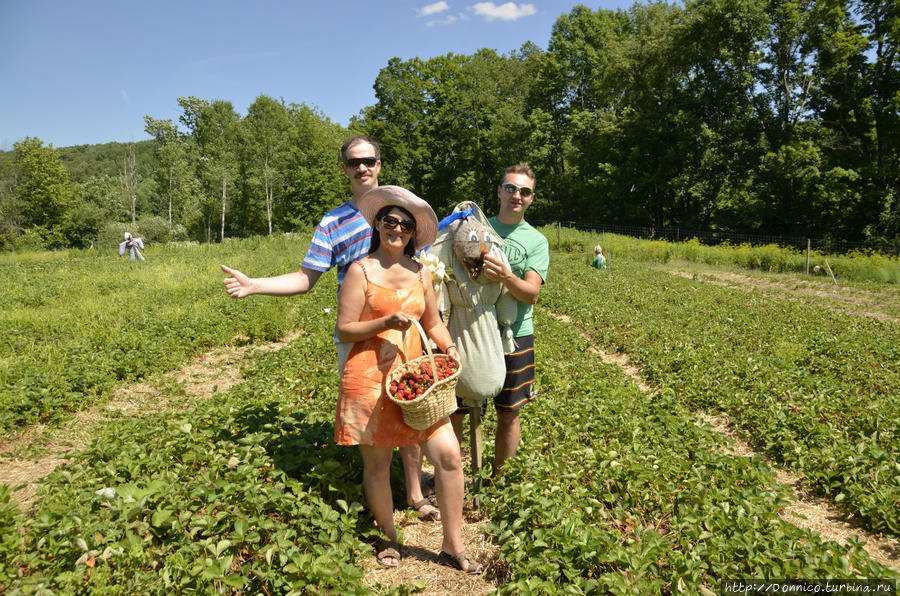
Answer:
[{"left": 540, "top": 225, "right": 900, "bottom": 283}]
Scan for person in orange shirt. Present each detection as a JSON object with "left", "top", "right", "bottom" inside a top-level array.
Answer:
[
  {"left": 335, "top": 185, "right": 483, "bottom": 574},
  {"left": 222, "top": 137, "right": 438, "bottom": 522}
]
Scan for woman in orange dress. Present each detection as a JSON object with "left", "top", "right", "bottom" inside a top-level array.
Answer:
[{"left": 336, "top": 186, "right": 483, "bottom": 574}]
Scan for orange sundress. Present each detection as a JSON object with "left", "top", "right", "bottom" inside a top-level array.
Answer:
[{"left": 334, "top": 262, "right": 451, "bottom": 446}]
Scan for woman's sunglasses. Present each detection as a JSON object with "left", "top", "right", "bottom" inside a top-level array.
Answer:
[
  {"left": 501, "top": 183, "right": 534, "bottom": 197},
  {"left": 381, "top": 215, "right": 416, "bottom": 234}
]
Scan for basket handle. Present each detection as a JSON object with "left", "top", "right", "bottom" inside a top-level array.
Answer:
[{"left": 401, "top": 318, "right": 437, "bottom": 378}]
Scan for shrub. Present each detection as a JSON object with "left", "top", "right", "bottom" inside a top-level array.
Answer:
[
  {"left": 135, "top": 215, "right": 178, "bottom": 244},
  {"left": 61, "top": 201, "right": 105, "bottom": 249}
]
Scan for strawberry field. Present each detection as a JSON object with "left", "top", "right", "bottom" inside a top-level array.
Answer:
[
  {"left": 540, "top": 254, "right": 900, "bottom": 537},
  {"left": 1, "top": 236, "right": 898, "bottom": 593},
  {"left": 0, "top": 237, "right": 305, "bottom": 432}
]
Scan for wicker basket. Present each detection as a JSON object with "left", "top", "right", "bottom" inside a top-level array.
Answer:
[{"left": 386, "top": 319, "right": 461, "bottom": 430}]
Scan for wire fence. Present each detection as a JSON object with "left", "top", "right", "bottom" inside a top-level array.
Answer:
[{"left": 531, "top": 220, "right": 900, "bottom": 256}]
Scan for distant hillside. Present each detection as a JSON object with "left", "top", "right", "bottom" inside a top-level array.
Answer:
[
  {"left": 0, "top": 139, "right": 159, "bottom": 184},
  {"left": 57, "top": 140, "right": 157, "bottom": 183}
]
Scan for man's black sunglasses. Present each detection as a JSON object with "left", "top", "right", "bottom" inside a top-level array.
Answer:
[
  {"left": 381, "top": 215, "right": 416, "bottom": 234},
  {"left": 345, "top": 157, "right": 378, "bottom": 169}
]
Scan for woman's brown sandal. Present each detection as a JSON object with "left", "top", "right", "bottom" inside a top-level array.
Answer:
[
  {"left": 376, "top": 540, "right": 401, "bottom": 568},
  {"left": 410, "top": 498, "right": 441, "bottom": 521},
  {"left": 438, "top": 550, "right": 484, "bottom": 575}
]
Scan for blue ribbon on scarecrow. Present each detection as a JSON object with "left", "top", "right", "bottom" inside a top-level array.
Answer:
[{"left": 437, "top": 208, "right": 473, "bottom": 231}]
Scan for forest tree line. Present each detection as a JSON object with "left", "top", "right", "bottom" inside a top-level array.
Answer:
[{"left": 1, "top": 0, "right": 897, "bottom": 252}]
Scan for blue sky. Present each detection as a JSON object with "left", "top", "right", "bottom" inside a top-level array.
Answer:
[{"left": 0, "top": 0, "right": 629, "bottom": 150}]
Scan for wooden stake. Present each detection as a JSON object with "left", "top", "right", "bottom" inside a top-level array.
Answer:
[
  {"left": 468, "top": 405, "right": 483, "bottom": 502},
  {"left": 806, "top": 239, "right": 811, "bottom": 275},
  {"left": 824, "top": 258, "right": 838, "bottom": 285}
]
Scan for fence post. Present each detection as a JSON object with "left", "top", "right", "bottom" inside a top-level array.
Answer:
[
  {"left": 557, "top": 221, "right": 561, "bottom": 251},
  {"left": 806, "top": 239, "right": 810, "bottom": 275}
]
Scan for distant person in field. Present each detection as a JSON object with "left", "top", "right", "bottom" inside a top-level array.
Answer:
[
  {"left": 334, "top": 185, "right": 481, "bottom": 573},
  {"left": 591, "top": 245, "right": 607, "bottom": 269},
  {"left": 451, "top": 163, "right": 549, "bottom": 477},
  {"left": 119, "top": 232, "right": 145, "bottom": 261},
  {"left": 220, "top": 136, "right": 439, "bottom": 523}
]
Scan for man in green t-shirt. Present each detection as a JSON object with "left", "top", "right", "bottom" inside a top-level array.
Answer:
[{"left": 481, "top": 162, "right": 550, "bottom": 476}]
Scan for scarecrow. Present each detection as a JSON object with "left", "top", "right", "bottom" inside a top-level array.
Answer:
[
  {"left": 424, "top": 201, "right": 518, "bottom": 485},
  {"left": 119, "top": 232, "right": 145, "bottom": 261}
]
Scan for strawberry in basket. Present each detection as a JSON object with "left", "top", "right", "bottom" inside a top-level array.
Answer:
[{"left": 390, "top": 357, "right": 459, "bottom": 401}]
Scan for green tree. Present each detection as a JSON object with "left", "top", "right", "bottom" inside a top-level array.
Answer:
[
  {"left": 119, "top": 143, "right": 139, "bottom": 225},
  {"left": 666, "top": 0, "right": 769, "bottom": 232},
  {"left": 11, "top": 138, "right": 74, "bottom": 248},
  {"left": 178, "top": 96, "right": 241, "bottom": 242},
  {"left": 144, "top": 116, "right": 195, "bottom": 228},
  {"left": 362, "top": 56, "right": 434, "bottom": 195},
  {"left": 544, "top": 2, "right": 693, "bottom": 227},
  {"left": 75, "top": 174, "right": 125, "bottom": 220},
  {"left": 360, "top": 47, "right": 543, "bottom": 217},
  {"left": 856, "top": 0, "right": 900, "bottom": 244},
  {"left": 534, "top": 5, "right": 633, "bottom": 219},
  {"left": 281, "top": 103, "right": 346, "bottom": 228},
  {"left": 60, "top": 199, "right": 105, "bottom": 249},
  {"left": 244, "top": 95, "right": 291, "bottom": 235},
  {"left": 0, "top": 150, "right": 19, "bottom": 250}
]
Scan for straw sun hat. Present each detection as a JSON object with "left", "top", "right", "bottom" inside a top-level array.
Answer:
[{"left": 357, "top": 185, "right": 438, "bottom": 250}]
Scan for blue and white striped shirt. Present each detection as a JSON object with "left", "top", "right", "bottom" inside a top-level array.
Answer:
[{"left": 302, "top": 201, "right": 372, "bottom": 289}]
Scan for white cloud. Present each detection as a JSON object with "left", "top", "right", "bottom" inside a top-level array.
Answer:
[
  {"left": 419, "top": 1, "right": 450, "bottom": 16},
  {"left": 427, "top": 14, "right": 461, "bottom": 26},
  {"left": 121, "top": 89, "right": 129, "bottom": 102},
  {"left": 469, "top": 2, "right": 536, "bottom": 21}
]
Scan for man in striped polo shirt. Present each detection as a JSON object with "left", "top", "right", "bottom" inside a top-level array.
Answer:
[
  {"left": 222, "top": 136, "right": 440, "bottom": 521},
  {"left": 222, "top": 136, "right": 379, "bottom": 306}
]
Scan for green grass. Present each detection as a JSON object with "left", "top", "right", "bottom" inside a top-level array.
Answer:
[
  {"left": 540, "top": 226, "right": 900, "bottom": 284},
  {"left": 2, "top": 234, "right": 897, "bottom": 593},
  {"left": 541, "top": 252, "right": 900, "bottom": 536},
  {"left": 0, "top": 235, "right": 313, "bottom": 432}
]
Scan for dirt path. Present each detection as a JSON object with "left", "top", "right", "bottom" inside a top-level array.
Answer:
[
  {"left": 545, "top": 310, "right": 900, "bottom": 571},
  {"left": 0, "top": 332, "right": 501, "bottom": 594},
  {"left": 361, "top": 505, "right": 503, "bottom": 594},
  {"left": 0, "top": 333, "right": 302, "bottom": 509}
]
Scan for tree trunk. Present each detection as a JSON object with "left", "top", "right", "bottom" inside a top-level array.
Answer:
[
  {"left": 220, "top": 176, "right": 227, "bottom": 242},
  {"left": 120, "top": 144, "right": 137, "bottom": 225},
  {"left": 167, "top": 164, "right": 174, "bottom": 226},
  {"left": 264, "top": 157, "right": 273, "bottom": 235}
]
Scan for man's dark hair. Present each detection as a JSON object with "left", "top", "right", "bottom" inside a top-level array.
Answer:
[
  {"left": 341, "top": 136, "right": 381, "bottom": 162},
  {"left": 503, "top": 162, "right": 535, "bottom": 184}
]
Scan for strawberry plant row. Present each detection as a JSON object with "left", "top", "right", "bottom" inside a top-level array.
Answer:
[
  {"left": 541, "top": 253, "right": 900, "bottom": 536},
  {"left": 7, "top": 283, "right": 894, "bottom": 593},
  {"left": 2, "top": 282, "right": 400, "bottom": 593},
  {"left": 0, "top": 237, "right": 310, "bottom": 434},
  {"left": 476, "top": 314, "right": 896, "bottom": 593},
  {"left": 4, "top": 237, "right": 897, "bottom": 592}
]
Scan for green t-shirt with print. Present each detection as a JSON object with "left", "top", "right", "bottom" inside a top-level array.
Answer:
[{"left": 488, "top": 216, "right": 550, "bottom": 337}]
